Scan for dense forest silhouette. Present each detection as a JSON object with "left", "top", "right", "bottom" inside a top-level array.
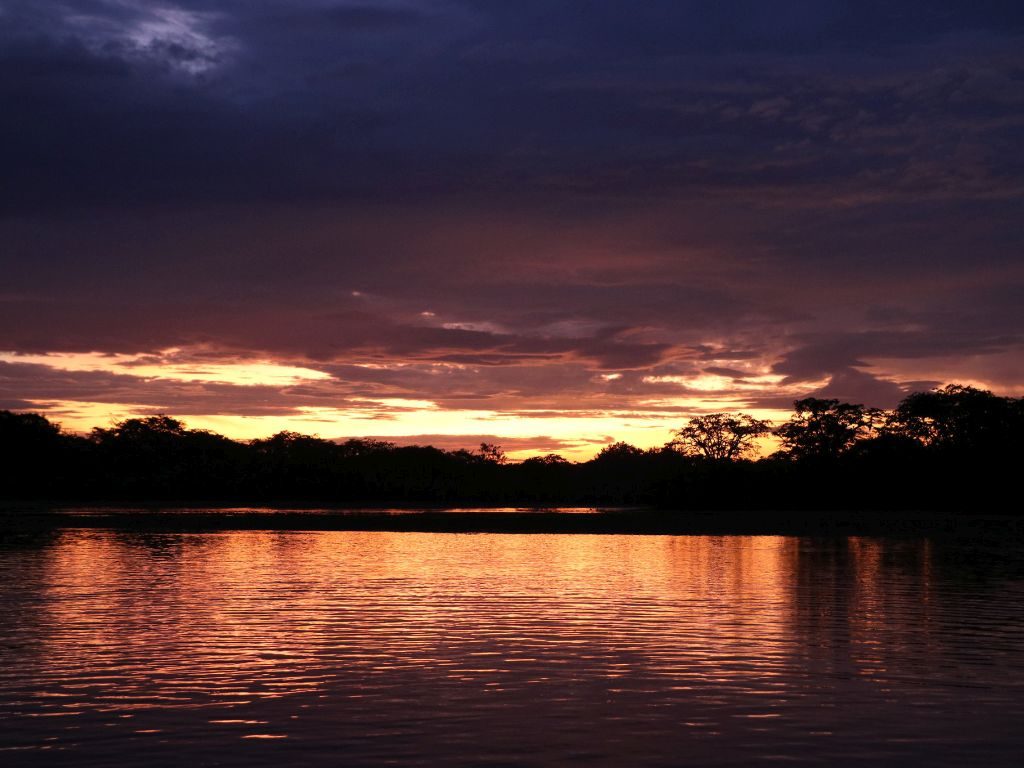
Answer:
[{"left": 2, "top": 385, "right": 1021, "bottom": 511}]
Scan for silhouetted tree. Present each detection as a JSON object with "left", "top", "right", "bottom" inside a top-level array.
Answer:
[
  {"left": 521, "top": 453, "right": 569, "bottom": 466},
  {"left": 250, "top": 431, "right": 340, "bottom": 495},
  {"left": 890, "top": 384, "right": 1023, "bottom": 454},
  {"left": 478, "top": 442, "right": 507, "bottom": 464},
  {"left": 1, "top": 410, "right": 62, "bottom": 443},
  {"left": 89, "top": 415, "right": 248, "bottom": 497},
  {"left": 93, "top": 415, "right": 187, "bottom": 440},
  {"left": 775, "top": 398, "right": 882, "bottom": 460},
  {"left": 89, "top": 416, "right": 191, "bottom": 492},
  {"left": 512, "top": 454, "right": 573, "bottom": 502},
  {"left": 668, "top": 413, "right": 771, "bottom": 460},
  {"left": 583, "top": 442, "right": 658, "bottom": 503},
  {"left": 337, "top": 438, "right": 396, "bottom": 458},
  {"left": 594, "top": 442, "right": 645, "bottom": 461},
  {"left": 2, "top": 382, "right": 1022, "bottom": 510},
  {"left": 0, "top": 410, "right": 85, "bottom": 497}
]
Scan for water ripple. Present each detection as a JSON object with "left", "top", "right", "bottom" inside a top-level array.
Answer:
[{"left": 0, "top": 531, "right": 1022, "bottom": 766}]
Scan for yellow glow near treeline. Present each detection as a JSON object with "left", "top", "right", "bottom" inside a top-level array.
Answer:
[
  {"left": 30, "top": 399, "right": 791, "bottom": 461},
  {"left": 643, "top": 373, "right": 787, "bottom": 391},
  {"left": 0, "top": 350, "right": 330, "bottom": 386},
  {"left": 4, "top": 349, "right": 801, "bottom": 460}
]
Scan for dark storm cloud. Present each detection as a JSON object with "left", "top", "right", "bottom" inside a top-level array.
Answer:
[
  {"left": 2, "top": 0, "right": 1023, "bottom": 434},
  {"left": 5, "top": 0, "right": 1024, "bottom": 210}
]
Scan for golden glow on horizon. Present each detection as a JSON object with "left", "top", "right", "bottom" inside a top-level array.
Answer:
[
  {"left": 4, "top": 346, "right": 807, "bottom": 459},
  {"left": 0, "top": 350, "right": 331, "bottom": 387},
  {"left": 643, "top": 373, "right": 790, "bottom": 391},
  {"left": 635, "top": 395, "right": 786, "bottom": 418},
  {"left": 25, "top": 398, "right": 791, "bottom": 460},
  {"left": 10, "top": 346, "right": 985, "bottom": 461},
  {"left": 1, "top": 345, "right": 809, "bottom": 459},
  {"left": 357, "top": 397, "right": 439, "bottom": 410}
]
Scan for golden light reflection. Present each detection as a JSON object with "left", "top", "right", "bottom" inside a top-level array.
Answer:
[
  {"left": 31, "top": 532, "right": 957, "bottom": 703},
  {"left": 13, "top": 530, "right": 1007, "bottom": 760},
  {"left": 34, "top": 532, "right": 798, "bottom": 700}
]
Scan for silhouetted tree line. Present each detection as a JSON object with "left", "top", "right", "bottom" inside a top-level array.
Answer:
[{"left": 1, "top": 385, "right": 1021, "bottom": 510}]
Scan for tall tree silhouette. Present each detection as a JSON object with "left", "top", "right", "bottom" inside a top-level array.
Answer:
[
  {"left": 775, "top": 399, "right": 882, "bottom": 460},
  {"left": 0, "top": 410, "right": 82, "bottom": 496},
  {"left": 669, "top": 413, "right": 771, "bottom": 461},
  {"left": 478, "top": 443, "right": 507, "bottom": 464},
  {"left": 890, "top": 384, "right": 1022, "bottom": 454}
]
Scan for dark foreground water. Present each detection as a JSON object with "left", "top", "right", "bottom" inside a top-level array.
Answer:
[{"left": 1, "top": 529, "right": 1022, "bottom": 766}]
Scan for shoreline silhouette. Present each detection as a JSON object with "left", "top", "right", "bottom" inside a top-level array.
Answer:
[
  {"left": 4, "top": 506, "right": 1023, "bottom": 538},
  {"left": 3, "top": 385, "right": 1021, "bottom": 518}
]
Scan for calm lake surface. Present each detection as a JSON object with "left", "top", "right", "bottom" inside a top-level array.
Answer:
[{"left": 1, "top": 528, "right": 1022, "bottom": 766}]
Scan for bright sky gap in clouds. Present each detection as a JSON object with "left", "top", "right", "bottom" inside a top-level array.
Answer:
[{"left": 2, "top": 1, "right": 1023, "bottom": 457}]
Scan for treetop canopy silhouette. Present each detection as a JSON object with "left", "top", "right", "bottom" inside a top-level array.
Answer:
[{"left": 1, "top": 385, "right": 1020, "bottom": 509}]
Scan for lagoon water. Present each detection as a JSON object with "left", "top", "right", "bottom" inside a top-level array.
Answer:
[{"left": 1, "top": 529, "right": 1022, "bottom": 766}]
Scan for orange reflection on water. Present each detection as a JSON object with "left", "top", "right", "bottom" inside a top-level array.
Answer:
[
  {"left": 4, "top": 529, "right": 1022, "bottom": 766},
  {"left": 34, "top": 532, "right": 798, "bottom": 697}
]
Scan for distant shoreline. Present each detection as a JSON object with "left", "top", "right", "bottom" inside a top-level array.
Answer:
[{"left": 3, "top": 506, "right": 1022, "bottom": 537}]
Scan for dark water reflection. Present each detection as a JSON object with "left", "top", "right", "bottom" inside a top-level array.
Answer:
[{"left": 1, "top": 531, "right": 1022, "bottom": 766}]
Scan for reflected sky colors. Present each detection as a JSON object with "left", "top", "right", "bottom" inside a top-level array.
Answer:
[
  {"left": 2, "top": 2, "right": 1024, "bottom": 457},
  {"left": 1, "top": 530, "right": 1022, "bottom": 766}
]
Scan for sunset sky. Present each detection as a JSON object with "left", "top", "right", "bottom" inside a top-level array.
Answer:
[{"left": 2, "top": 1, "right": 1023, "bottom": 459}]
